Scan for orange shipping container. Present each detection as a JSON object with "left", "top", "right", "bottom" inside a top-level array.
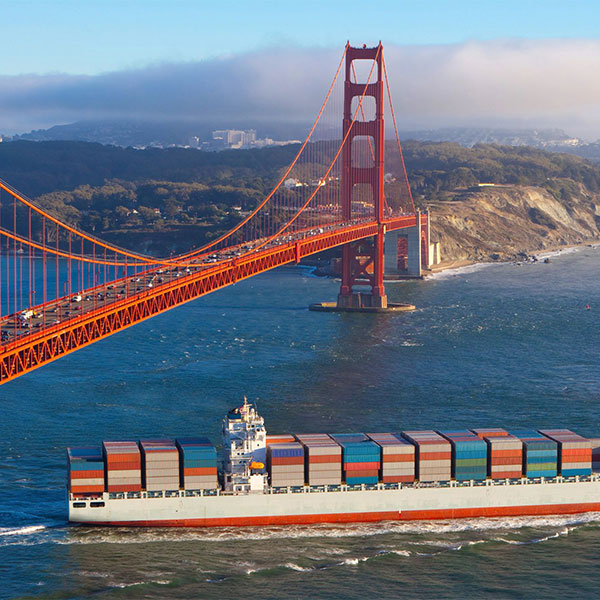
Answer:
[
  {"left": 491, "top": 456, "right": 524, "bottom": 466},
  {"left": 382, "top": 475, "right": 415, "bottom": 483},
  {"left": 183, "top": 467, "right": 217, "bottom": 476},
  {"left": 381, "top": 454, "right": 414, "bottom": 463},
  {"left": 308, "top": 455, "right": 341, "bottom": 464},
  {"left": 420, "top": 451, "right": 452, "bottom": 460},
  {"left": 491, "top": 470, "right": 522, "bottom": 479},
  {"left": 105, "top": 461, "right": 141, "bottom": 471},
  {"left": 71, "top": 485, "right": 105, "bottom": 493},
  {"left": 107, "top": 484, "right": 141, "bottom": 492},
  {"left": 269, "top": 456, "right": 305, "bottom": 466},
  {"left": 70, "top": 469, "right": 104, "bottom": 479}
]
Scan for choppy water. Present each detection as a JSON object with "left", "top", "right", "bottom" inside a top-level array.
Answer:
[{"left": 2, "top": 247, "right": 600, "bottom": 599}]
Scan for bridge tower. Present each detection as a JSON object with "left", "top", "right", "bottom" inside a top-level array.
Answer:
[{"left": 337, "top": 43, "right": 387, "bottom": 310}]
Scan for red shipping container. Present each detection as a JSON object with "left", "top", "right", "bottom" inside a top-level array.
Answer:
[
  {"left": 491, "top": 470, "right": 522, "bottom": 478},
  {"left": 472, "top": 429, "right": 509, "bottom": 438},
  {"left": 70, "top": 469, "right": 104, "bottom": 479},
  {"left": 107, "top": 484, "right": 141, "bottom": 492},
  {"left": 562, "top": 448, "right": 592, "bottom": 458},
  {"left": 490, "top": 449, "right": 522, "bottom": 458},
  {"left": 71, "top": 485, "right": 105, "bottom": 493},
  {"left": 344, "top": 462, "right": 380, "bottom": 471},
  {"left": 105, "top": 461, "right": 140, "bottom": 471},
  {"left": 491, "top": 456, "right": 523, "bottom": 466},
  {"left": 266, "top": 435, "right": 296, "bottom": 444},
  {"left": 382, "top": 475, "right": 415, "bottom": 483},
  {"left": 269, "top": 456, "right": 305, "bottom": 466},
  {"left": 308, "top": 455, "right": 340, "bottom": 464},
  {"left": 183, "top": 467, "right": 217, "bottom": 476},
  {"left": 344, "top": 469, "right": 379, "bottom": 478},
  {"left": 105, "top": 452, "right": 140, "bottom": 462},
  {"left": 381, "top": 454, "right": 414, "bottom": 463},
  {"left": 420, "top": 451, "right": 452, "bottom": 460}
]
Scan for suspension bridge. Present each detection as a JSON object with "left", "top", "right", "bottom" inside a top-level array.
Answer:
[{"left": 0, "top": 43, "right": 429, "bottom": 385}]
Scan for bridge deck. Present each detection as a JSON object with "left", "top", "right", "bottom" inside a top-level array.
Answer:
[{"left": 0, "top": 216, "right": 421, "bottom": 384}]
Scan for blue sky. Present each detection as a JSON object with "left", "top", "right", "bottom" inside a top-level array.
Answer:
[
  {"left": 4, "top": 0, "right": 600, "bottom": 75},
  {"left": 2, "top": 0, "right": 600, "bottom": 137}
]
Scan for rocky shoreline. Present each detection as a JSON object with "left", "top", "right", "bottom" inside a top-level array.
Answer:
[{"left": 428, "top": 184, "right": 600, "bottom": 267}]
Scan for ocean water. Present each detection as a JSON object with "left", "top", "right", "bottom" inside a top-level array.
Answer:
[{"left": 2, "top": 247, "right": 600, "bottom": 599}]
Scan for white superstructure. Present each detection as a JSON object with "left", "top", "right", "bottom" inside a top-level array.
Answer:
[{"left": 221, "top": 398, "right": 267, "bottom": 492}]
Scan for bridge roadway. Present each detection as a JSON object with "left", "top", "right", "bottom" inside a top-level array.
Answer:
[{"left": 0, "top": 215, "right": 422, "bottom": 384}]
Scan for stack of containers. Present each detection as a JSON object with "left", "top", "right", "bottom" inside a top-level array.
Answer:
[
  {"left": 67, "top": 447, "right": 105, "bottom": 495},
  {"left": 439, "top": 431, "right": 488, "bottom": 481},
  {"left": 472, "top": 428, "right": 523, "bottom": 479},
  {"left": 539, "top": 429, "right": 592, "bottom": 477},
  {"left": 140, "top": 439, "right": 180, "bottom": 491},
  {"left": 511, "top": 431, "right": 557, "bottom": 478},
  {"left": 103, "top": 441, "right": 142, "bottom": 492},
  {"left": 367, "top": 433, "right": 415, "bottom": 483},
  {"left": 176, "top": 437, "right": 218, "bottom": 489},
  {"left": 590, "top": 438, "right": 600, "bottom": 473},
  {"left": 295, "top": 434, "right": 342, "bottom": 486},
  {"left": 266, "top": 442, "right": 305, "bottom": 487},
  {"left": 329, "top": 433, "right": 381, "bottom": 485},
  {"left": 401, "top": 431, "right": 451, "bottom": 482}
]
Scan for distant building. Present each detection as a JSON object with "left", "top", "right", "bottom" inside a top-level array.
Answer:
[
  {"left": 211, "top": 129, "right": 256, "bottom": 149},
  {"left": 284, "top": 178, "right": 303, "bottom": 190},
  {"left": 208, "top": 129, "right": 297, "bottom": 151}
]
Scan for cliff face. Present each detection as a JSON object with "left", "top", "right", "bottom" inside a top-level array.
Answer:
[{"left": 429, "top": 184, "right": 600, "bottom": 263}]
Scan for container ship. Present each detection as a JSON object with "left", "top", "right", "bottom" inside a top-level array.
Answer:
[{"left": 68, "top": 399, "right": 600, "bottom": 527}]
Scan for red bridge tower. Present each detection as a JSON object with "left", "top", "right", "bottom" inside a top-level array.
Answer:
[{"left": 337, "top": 43, "right": 387, "bottom": 310}]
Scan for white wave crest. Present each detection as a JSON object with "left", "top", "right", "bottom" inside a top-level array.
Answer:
[
  {"left": 113, "top": 579, "right": 171, "bottom": 589},
  {"left": 54, "top": 512, "right": 600, "bottom": 546},
  {"left": 427, "top": 262, "right": 494, "bottom": 280},
  {"left": 0, "top": 524, "right": 46, "bottom": 537},
  {"left": 284, "top": 562, "right": 313, "bottom": 572},
  {"left": 537, "top": 246, "right": 583, "bottom": 260},
  {"left": 337, "top": 556, "right": 370, "bottom": 566}
]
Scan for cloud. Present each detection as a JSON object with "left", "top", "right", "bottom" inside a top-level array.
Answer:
[{"left": 1, "top": 39, "right": 600, "bottom": 139}]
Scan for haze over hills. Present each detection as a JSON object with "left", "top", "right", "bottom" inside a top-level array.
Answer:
[
  {"left": 8, "top": 120, "right": 311, "bottom": 149},
  {"left": 8, "top": 121, "right": 600, "bottom": 161}
]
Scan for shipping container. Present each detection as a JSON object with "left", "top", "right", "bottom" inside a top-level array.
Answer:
[
  {"left": 511, "top": 431, "right": 557, "bottom": 478},
  {"left": 176, "top": 437, "right": 218, "bottom": 490},
  {"left": 103, "top": 441, "right": 142, "bottom": 492},
  {"left": 67, "top": 446, "right": 105, "bottom": 494},
  {"left": 589, "top": 438, "right": 600, "bottom": 473},
  {"left": 140, "top": 439, "right": 180, "bottom": 491},
  {"left": 472, "top": 428, "right": 523, "bottom": 479},
  {"left": 330, "top": 433, "right": 381, "bottom": 485},
  {"left": 439, "top": 431, "right": 488, "bottom": 481},
  {"left": 401, "top": 431, "right": 451, "bottom": 482},
  {"left": 267, "top": 442, "right": 304, "bottom": 487},
  {"left": 295, "top": 434, "right": 342, "bottom": 485},
  {"left": 539, "top": 429, "right": 592, "bottom": 477},
  {"left": 266, "top": 434, "right": 296, "bottom": 445}
]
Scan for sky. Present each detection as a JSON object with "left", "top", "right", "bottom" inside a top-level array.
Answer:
[{"left": 2, "top": 0, "right": 600, "bottom": 138}]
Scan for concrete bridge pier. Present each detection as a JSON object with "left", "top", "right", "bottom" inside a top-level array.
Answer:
[{"left": 384, "top": 211, "right": 428, "bottom": 279}]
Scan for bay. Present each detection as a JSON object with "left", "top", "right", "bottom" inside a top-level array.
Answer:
[{"left": 1, "top": 246, "right": 600, "bottom": 599}]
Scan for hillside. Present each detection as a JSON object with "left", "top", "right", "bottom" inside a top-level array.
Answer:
[
  {"left": 1, "top": 140, "right": 600, "bottom": 258},
  {"left": 430, "top": 183, "right": 600, "bottom": 264}
]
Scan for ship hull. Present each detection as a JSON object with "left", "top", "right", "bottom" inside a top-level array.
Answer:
[{"left": 69, "top": 478, "right": 600, "bottom": 527}]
